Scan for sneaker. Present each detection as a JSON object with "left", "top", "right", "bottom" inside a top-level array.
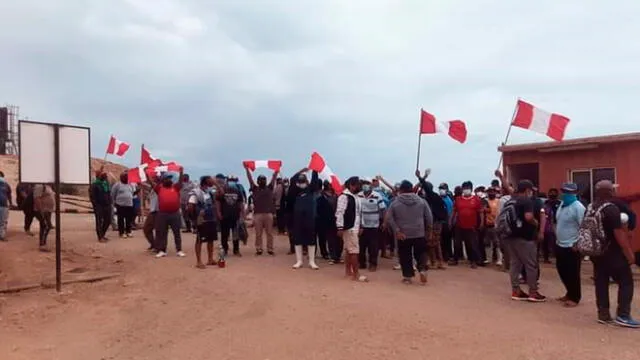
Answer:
[
  {"left": 256, "top": 249, "right": 264, "bottom": 256},
  {"left": 597, "top": 316, "right": 614, "bottom": 325},
  {"left": 267, "top": 251, "right": 275, "bottom": 256},
  {"left": 176, "top": 251, "right": 186, "bottom": 257},
  {"left": 233, "top": 252, "right": 242, "bottom": 257},
  {"left": 615, "top": 316, "right": 640, "bottom": 328},
  {"left": 328, "top": 260, "right": 335, "bottom": 265},
  {"left": 126, "top": 233, "right": 133, "bottom": 238},
  {"left": 402, "top": 278, "right": 412, "bottom": 285},
  {"left": 511, "top": 289, "right": 529, "bottom": 301},
  {"left": 496, "top": 260, "right": 503, "bottom": 267},
  {"left": 155, "top": 251, "right": 167, "bottom": 258},
  {"left": 528, "top": 292, "right": 547, "bottom": 303},
  {"left": 393, "top": 264, "right": 401, "bottom": 271}
]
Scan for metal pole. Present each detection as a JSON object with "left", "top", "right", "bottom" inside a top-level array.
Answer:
[
  {"left": 53, "top": 124, "right": 62, "bottom": 292},
  {"left": 497, "top": 100, "right": 520, "bottom": 170},
  {"left": 416, "top": 133, "right": 422, "bottom": 171}
]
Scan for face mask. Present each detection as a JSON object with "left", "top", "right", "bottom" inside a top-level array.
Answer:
[
  {"left": 439, "top": 189, "right": 446, "bottom": 196},
  {"left": 258, "top": 180, "right": 267, "bottom": 187},
  {"left": 227, "top": 181, "right": 237, "bottom": 187},
  {"left": 362, "top": 185, "right": 371, "bottom": 192},
  {"left": 298, "top": 183, "right": 308, "bottom": 189},
  {"left": 462, "top": 189, "right": 472, "bottom": 196},
  {"left": 561, "top": 193, "right": 577, "bottom": 205}
]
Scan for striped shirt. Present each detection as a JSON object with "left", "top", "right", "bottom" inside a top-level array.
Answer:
[{"left": 358, "top": 191, "right": 386, "bottom": 228}]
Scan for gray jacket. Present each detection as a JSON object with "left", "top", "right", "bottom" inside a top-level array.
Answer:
[
  {"left": 111, "top": 182, "right": 134, "bottom": 207},
  {"left": 386, "top": 193, "right": 433, "bottom": 239}
]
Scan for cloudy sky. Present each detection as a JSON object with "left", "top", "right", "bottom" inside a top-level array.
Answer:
[{"left": 1, "top": 0, "right": 638, "bottom": 187}]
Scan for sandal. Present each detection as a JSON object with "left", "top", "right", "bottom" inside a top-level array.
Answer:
[{"left": 196, "top": 264, "right": 206, "bottom": 269}]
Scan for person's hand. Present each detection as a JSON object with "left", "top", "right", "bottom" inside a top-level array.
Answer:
[
  {"left": 424, "top": 168, "right": 431, "bottom": 177},
  {"left": 494, "top": 169, "right": 503, "bottom": 178},
  {"left": 375, "top": 175, "right": 382, "bottom": 180},
  {"left": 395, "top": 231, "right": 406, "bottom": 241},
  {"left": 414, "top": 169, "right": 421, "bottom": 178},
  {"left": 337, "top": 230, "right": 344, "bottom": 238}
]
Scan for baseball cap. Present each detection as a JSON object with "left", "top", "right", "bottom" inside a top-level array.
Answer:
[
  {"left": 516, "top": 180, "right": 534, "bottom": 193},
  {"left": 561, "top": 183, "right": 578, "bottom": 193},
  {"left": 595, "top": 180, "right": 619, "bottom": 190}
]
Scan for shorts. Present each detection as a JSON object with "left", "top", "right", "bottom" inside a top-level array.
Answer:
[
  {"left": 428, "top": 222, "right": 443, "bottom": 247},
  {"left": 196, "top": 222, "right": 218, "bottom": 243},
  {"left": 343, "top": 229, "right": 360, "bottom": 255}
]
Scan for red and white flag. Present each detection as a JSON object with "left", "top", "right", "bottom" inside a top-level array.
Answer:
[
  {"left": 146, "top": 161, "right": 182, "bottom": 177},
  {"left": 419, "top": 109, "right": 467, "bottom": 144},
  {"left": 127, "top": 165, "right": 147, "bottom": 184},
  {"left": 106, "top": 135, "right": 130, "bottom": 157},
  {"left": 511, "top": 100, "right": 570, "bottom": 141},
  {"left": 140, "top": 145, "right": 158, "bottom": 165},
  {"left": 243, "top": 160, "right": 282, "bottom": 172},
  {"left": 308, "top": 152, "right": 343, "bottom": 194}
]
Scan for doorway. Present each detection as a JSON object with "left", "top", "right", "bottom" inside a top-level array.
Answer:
[{"left": 506, "top": 163, "right": 540, "bottom": 188}]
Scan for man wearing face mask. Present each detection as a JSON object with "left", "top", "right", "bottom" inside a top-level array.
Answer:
[
  {"left": 153, "top": 170, "right": 186, "bottom": 258},
  {"left": 415, "top": 170, "right": 447, "bottom": 269},
  {"left": 485, "top": 187, "right": 502, "bottom": 266},
  {"left": 542, "top": 188, "right": 561, "bottom": 264},
  {"left": 451, "top": 181, "right": 483, "bottom": 268},
  {"left": 358, "top": 178, "right": 386, "bottom": 272},
  {"left": 285, "top": 169, "right": 309, "bottom": 254},
  {"left": 290, "top": 169, "right": 321, "bottom": 269},
  {"left": 475, "top": 186, "right": 490, "bottom": 265},
  {"left": 244, "top": 166, "right": 279, "bottom": 256},
  {"left": 91, "top": 170, "right": 112, "bottom": 242},
  {"left": 216, "top": 173, "right": 245, "bottom": 257}
]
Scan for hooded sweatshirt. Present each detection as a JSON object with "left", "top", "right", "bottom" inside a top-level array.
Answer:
[{"left": 386, "top": 192, "right": 433, "bottom": 239}]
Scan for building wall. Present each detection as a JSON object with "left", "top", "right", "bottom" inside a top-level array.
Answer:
[{"left": 503, "top": 141, "right": 640, "bottom": 247}]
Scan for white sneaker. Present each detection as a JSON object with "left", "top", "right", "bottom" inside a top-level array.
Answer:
[
  {"left": 292, "top": 261, "right": 303, "bottom": 269},
  {"left": 176, "top": 251, "right": 186, "bottom": 257},
  {"left": 155, "top": 251, "right": 167, "bottom": 258},
  {"left": 496, "top": 260, "right": 503, "bottom": 267},
  {"left": 393, "top": 264, "right": 401, "bottom": 270},
  {"left": 309, "top": 262, "right": 319, "bottom": 270}
]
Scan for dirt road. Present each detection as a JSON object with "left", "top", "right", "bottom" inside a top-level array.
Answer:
[{"left": 0, "top": 213, "right": 638, "bottom": 360}]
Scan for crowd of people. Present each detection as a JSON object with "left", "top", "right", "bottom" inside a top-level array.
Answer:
[{"left": 2, "top": 162, "right": 638, "bottom": 329}]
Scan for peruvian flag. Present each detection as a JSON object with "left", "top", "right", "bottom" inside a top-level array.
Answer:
[
  {"left": 146, "top": 161, "right": 182, "bottom": 177},
  {"left": 140, "top": 145, "right": 157, "bottom": 165},
  {"left": 243, "top": 160, "right": 282, "bottom": 172},
  {"left": 106, "top": 135, "right": 130, "bottom": 157},
  {"left": 511, "top": 100, "right": 570, "bottom": 141},
  {"left": 308, "top": 152, "right": 343, "bottom": 194},
  {"left": 420, "top": 109, "right": 467, "bottom": 144},
  {"left": 127, "top": 165, "right": 148, "bottom": 184}
]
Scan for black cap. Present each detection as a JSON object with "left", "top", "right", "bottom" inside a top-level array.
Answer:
[
  {"left": 215, "top": 173, "right": 226, "bottom": 179},
  {"left": 516, "top": 179, "right": 534, "bottom": 193}
]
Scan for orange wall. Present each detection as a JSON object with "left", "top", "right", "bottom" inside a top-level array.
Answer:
[{"left": 503, "top": 141, "right": 640, "bottom": 248}]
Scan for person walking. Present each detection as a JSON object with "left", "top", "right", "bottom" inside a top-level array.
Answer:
[
  {"left": 451, "top": 181, "right": 484, "bottom": 268},
  {"left": 554, "top": 183, "right": 585, "bottom": 307},
  {"left": 33, "top": 183, "right": 55, "bottom": 251},
  {"left": 111, "top": 172, "right": 135, "bottom": 238},
  {"left": 244, "top": 165, "right": 278, "bottom": 256},
  {"left": 504, "top": 180, "right": 546, "bottom": 302},
  {"left": 90, "top": 171, "right": 112, "bottom": 242},
  {"left": 154, "top": 172, "right": 186, "bottom": 258},
  {"left": 386, "top": 180, "right": 433, "bottom": 285},
  {"left": 589, "top": 180, "right": 639, "bottom": 327},
  {"left": 336, "top": 176, "right": 366, "bottom": 280}
]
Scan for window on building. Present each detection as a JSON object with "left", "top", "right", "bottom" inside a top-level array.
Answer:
[{"left": 570, "top": 167, "right": 616, "bottom": 205}]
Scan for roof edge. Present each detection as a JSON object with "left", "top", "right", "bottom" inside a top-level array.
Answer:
[{"left": 498, "top": 132, "right": 640, "bottom": 153}]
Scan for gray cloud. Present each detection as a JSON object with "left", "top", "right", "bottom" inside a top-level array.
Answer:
[{"left": 1, "top": 0, "right": 638, "bottom": 187}]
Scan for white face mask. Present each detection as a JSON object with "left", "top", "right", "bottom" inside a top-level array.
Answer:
[
  {"left": 439, "top": 189, "right": 447, "bottom": 196},
  {"left": 462, "top": 189, "right": 472, "bottom": 196},
  {"left": 298, "top": 183, "right": 308, "bottom": 189}
]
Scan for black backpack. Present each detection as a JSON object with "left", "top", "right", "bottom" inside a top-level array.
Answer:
[{"left": 496, "top": 198, "right": 518, "bottom": 239}]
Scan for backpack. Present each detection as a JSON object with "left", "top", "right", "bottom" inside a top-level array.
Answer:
[
  {"left": 496, "top": 198, "right": 518, "bottom": 239},
  {"left": 576, "top": 202, "right": 613, "bottom": 257},
  {"left": 193, "top": 188, "right": 216, "bottom": 225}
]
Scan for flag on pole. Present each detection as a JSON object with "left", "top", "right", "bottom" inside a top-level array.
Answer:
[
  {"left": 127, "top": 165, "right": 148, "bottom": 184},
  {"left": 141, "top": 145, "right": 157, "bottom": 165},
  {"left": 511, "top": 99, "right": 570, "bottom": 141},
  {"left": 419, "top": 109, "right": 467, "bottom": 143},
  {"left": 243, "top": 160, "right": 282, "bottom": 172},
  {"left": 106, "top": 135, "right": 130, "bottom": 157},
  {"left": 308, "top": 152, "right": 342, "bottom": 194}
]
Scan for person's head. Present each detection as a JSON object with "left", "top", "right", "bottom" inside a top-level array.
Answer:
[
  {"left": 227, "top": 175, "right": 238, "bottom": 187},
  {"left": 461, "top": 181, "right": 473, "bottom": 196},
  {"left": 487, "top": 187, "right": 497, "bottom": 199},
  {"left": 423, "top": 181, "right": 434, "bottom": 193},
  {"left": 345, "top": 176, "right": 361, "bottom": 193},
  {"left": 491, "top": 179, "right": 500, "bottom": 188},
  {"left": 297, "top": 173, "right": 309, "bottom": 189},
  {"left": 0, "top": 171, "right": 4, "bottom": 178},
  {"left": 438, "top": 183, "right": 448, "bottom": 197},
  {"left": 120, "top": 172, "right": 128, "bottom": 184},
  {"left": 322, "top": 180, "right": 333, "bottom": 193},
  {"left": 283, "top": 178, "right": 290, "bottom": 187},
  {"left": 516, "top": 179, "right": 534, "bottom": 197},
  {"left": 200, "top": 175, "right": 213, "bottom": 188},
  {"left": 215, "top": 173, "right": 226, "bottom": 186},
  {"left": 182, "top": 174, "right": 190, "bottom": 183},
  {"left": 398, "top": 180, "right": 413, "bottom": 194},
  {"left": 474, "top": 186, "right": 486, "bottom": 198},
  {"left": 98, "top": 171, "right": 108, "bottom": 181},
  {"left": 257, "top": 174, "right": 267, "bottom": 188},
  {"left": 547, "top": 188, "right": 559, "bottom": 200},
  {"left": 361, "top": 178, "right": 372, "bottom": 194},
  {"left": 372, "top": 178, "right": 380, "bottom": 189},
  {"left": 454, "top": 186, "right": 463, "bottom": 197},
  {"left": 162, "top": 173, "right": 173, "bottom": 187},
  {"left": 276, "top": 177, "right": 283, "bottom": 185},
  {"left": 594, "top": 180, "right": 617, "bottom": 201}
]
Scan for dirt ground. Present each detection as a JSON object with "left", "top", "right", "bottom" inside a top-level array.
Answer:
[{"left": 0, "top": 212, "right": 639, "bottom": 360}]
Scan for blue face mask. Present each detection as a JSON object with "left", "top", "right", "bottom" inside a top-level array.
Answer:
[
  {"left": 561, "top": 193, "right": 577, "bottom": 206},
  {"left": 227, "top": 181, "right": 237, "bottom": 187}
]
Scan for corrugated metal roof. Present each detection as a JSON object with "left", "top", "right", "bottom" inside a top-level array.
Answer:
[{"left": 498, "top": 132, "right": 640, "bottom": 153}]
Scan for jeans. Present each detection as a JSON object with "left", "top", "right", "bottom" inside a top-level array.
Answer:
[
  {"left": 276, "top": 208, "right": 287, "bottom": 233},
  {"left": 0, "top": 206, "right": 8, "bottom": 240},
  {"left": 507, "top": 238, "right": 539, "bottom": 292},
  {"left": 316, "top": 222, "right": 332, "bottom": 258},
  {"left": 93, "top": 204, "right": 111, "bottom": 240},
  {"left": 478, "top": 228, "right": 487, "bottom": 263},
  {"left": 359, "top": 228, "right": 380, "bottom": 268},
  {"left": 440, "top": 223, "right": 453, "bottom": 261},
  {"left": 485, "top": 227, "right": 502, "bottom": 263},
  {"left": 36, "top": 211, "right": 53, "bottom": 246},
  {"left": 143, "top": 212, "right": 156, "bottom": 249},
  {"left": 23, "top": 197, "right": 35, "bottom": 232},
  {"left": 221, "top": 217, "right": 239, "bottom": 254},
  {"left": 555, "top": 245, "right": 582, "bottom": 303},
  {"left": 398, "top": 237, "right": 427, "bottom": 278},
  {"left": 154, "top": 211, "right": 182, "bottom": 252},
  {"left": 541, "top": 231, "right": 556, "bottom": 262},
  {"left": 454, "top": 228, "right": 480, "bottom": 264},
  {"left": 181, "top": 204, "right": 192, "bottom": 231},
  {"left": 592, "top": 249, "right": 634, "bottom": 319},
  {"left": 115, "top": 205, "right": 134, "bottom": 236}
]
